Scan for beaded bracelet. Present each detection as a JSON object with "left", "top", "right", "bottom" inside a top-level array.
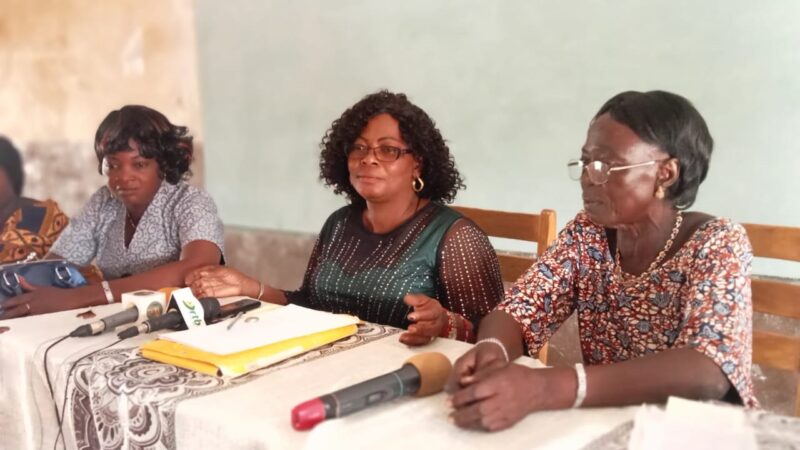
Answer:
[
  {"left": 447, "top": 312, "right": 458, "bottom": 339},
  {"left": 439, "top": 310, "right": 453, "bottom": 338},
  {"left": 476, "top": 337, "right": 509, "bottom": 363}
]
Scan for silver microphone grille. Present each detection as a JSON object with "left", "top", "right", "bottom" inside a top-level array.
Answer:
[{"left": 145, "top": 302, "right": 164, "bottom": 319}]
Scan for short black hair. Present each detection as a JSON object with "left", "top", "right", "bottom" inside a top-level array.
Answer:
[
  {"left": 95, "top": 105, "right": 194, "bottom": 184},
  {"left": 595, "top": 90, "right": 713, "bottom": 209},
  {"left": 0, "top": 136, "right": 24, "bottom": 196},
  {"left": 319, "top": 90, "right": 464, "bottom": 208}
]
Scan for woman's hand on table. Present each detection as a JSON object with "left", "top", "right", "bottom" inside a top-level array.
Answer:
[
  {"left": 445, "top": 339, "right": 510, "bottom": 393},
  {"left": 185, "top": 265, "right": 261, "bottom": 299},
  {"left": 399, "top": 293, "right": 448, "bottom": 346},
  {"left": 447, "top": 364, "right": 577, "bottom": 432},
  {"left": 0, "top": 278, "right": 92, "bottom": 319}
]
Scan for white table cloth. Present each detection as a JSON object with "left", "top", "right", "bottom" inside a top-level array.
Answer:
[{"left": 2, "top": 301, "right": 796, "bottom": 450}]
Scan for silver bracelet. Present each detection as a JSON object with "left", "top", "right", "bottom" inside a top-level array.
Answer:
[
  {"left": 573, "top": 363, "right": 587, "bottom": 408},
  {"left": 101, "top": 281, "right": 114, "bottom": 304},
  {"left": 257, "top": 282, "right": 265, "bottom": 300},
  {"left": 476, "top": 337, "right": 509, "bottom": 363}
]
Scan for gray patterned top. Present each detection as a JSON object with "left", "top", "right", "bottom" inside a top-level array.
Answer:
[{"left": 51, "top": 181, "right": 224, "bottom": 279}]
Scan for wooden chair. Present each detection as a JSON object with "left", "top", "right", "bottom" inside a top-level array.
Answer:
[
  {"left": 452, "top": 206, "right": 557, "bottom": 364},
  {"left": 742, "top": 222, "right": 800, "bottom": 416}
]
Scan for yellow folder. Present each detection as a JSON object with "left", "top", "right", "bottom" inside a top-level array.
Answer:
[{"left": 141, "top": 323, "right": 358, "bottom": 377}]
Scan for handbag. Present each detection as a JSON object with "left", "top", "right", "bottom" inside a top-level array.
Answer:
[{"left": 0, "top": 259, "right": 88, "bottom": 304}]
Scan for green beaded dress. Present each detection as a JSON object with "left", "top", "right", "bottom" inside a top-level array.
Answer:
[{"left": 285, "top": 202, "right": 503, "bottom": 331}]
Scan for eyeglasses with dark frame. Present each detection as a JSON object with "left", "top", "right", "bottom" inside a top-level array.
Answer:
[
  {"left": 345, "top": 144, "right": 412, "bottom": 162},
  {"left": 567, "top": 158, "right": 667, "bottom": 185}
]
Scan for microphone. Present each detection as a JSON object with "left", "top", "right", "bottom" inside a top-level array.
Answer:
[
  {"left": 291, "top": 352, "right": 452, "bottom": 430},
  {"left": 218, "top": 297, "right": 262, "bottom": 316},
  {"left": 70, "top": 291, "right": 165, "bottom": 337},
  {"left": 117, "top": 297, "right": 220, "bottom": 339}
]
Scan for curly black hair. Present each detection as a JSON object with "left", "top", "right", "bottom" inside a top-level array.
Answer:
[
  {"left": 595, "top": 91, "right": 713, "bottom": 210},
  {"left": 319, "top": 90, "right": 464, "bottom": 207},
  {"left": 94, "top": 105, "right": 194, "bottom": 184}
]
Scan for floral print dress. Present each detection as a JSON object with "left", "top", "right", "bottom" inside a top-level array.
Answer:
[{"left": 498, "top": 211, "right": 757, "bottom": 407}]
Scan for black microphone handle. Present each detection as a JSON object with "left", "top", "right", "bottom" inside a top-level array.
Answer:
[
  {"left": 148, "top": 298, "right": 221, "bottom": 333},
  {"left": 122, "top": 298, "right": 221, "bottom": 338},
  {"left": 320, "top": 363, "right": 421, "bottom": 418},
  {"left": 117, "top": 321, "right": 149, "bottom": 340},
  {"left": 100, "top": 305, "right": 146, "bottom": 331},
  {"left": 71, "top": 305, "right": 139, "bottom": 337},
  {"left": 217, "top": 298, "right": 261, "bottom": 317},
  {"left": 141, "top": 310, "right": 184, "bottom": 334}
]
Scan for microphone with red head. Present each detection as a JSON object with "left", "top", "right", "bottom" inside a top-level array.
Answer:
[{"left": 291, "top": 352, "right": 452, "bottom": 430}]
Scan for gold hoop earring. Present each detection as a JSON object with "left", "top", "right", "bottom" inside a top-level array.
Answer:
[
  {"left": 655, "top": 185, "right": 665, "bottom": 199},
  {"left": 412, "top": 177, "right": 424, "bottom": 193}
]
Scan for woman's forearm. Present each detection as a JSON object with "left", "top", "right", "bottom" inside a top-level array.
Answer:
[
  {"left": 477, "top": 310, "right": 526, "bottom": 361},
  {"left": 581, "top": 347, "right": 731, "bottom": 407},
  {"left": 104, "top": 240, "right": 221, "bottom": 301}
]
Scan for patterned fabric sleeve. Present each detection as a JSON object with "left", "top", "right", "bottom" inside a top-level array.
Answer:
[
  {"left": 436, "top": 218, "right": 504, "bottom": 341},
  {"left": 49, "top": 188, "right": 107, "bottom": 266},
  {"left": 673, "top": 221, "right": 756, "bottom": 406},
  {"left": 37, "top": 200, "right": 69, "bottom": 255},
  {"left": 497, "top": 218, "right": 581, "bottom": 355},
  {"left": 0, "top": 199, "right": 69, "bottom": 263},
  {"left": 174, "top": 188, "right": 225, "bottom": 255}
]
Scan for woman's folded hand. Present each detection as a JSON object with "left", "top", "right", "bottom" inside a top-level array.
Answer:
[{"left": 399, "top": 293, "right": 448, "bottom": 346}]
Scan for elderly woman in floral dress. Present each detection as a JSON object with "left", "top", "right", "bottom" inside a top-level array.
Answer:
[{"left": 446, "top": 90, "right": 756, "bottom": 432}]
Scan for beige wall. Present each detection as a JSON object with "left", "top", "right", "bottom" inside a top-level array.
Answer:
[{"left": 0, "top": 0, "right": 204, "bottom": 215}]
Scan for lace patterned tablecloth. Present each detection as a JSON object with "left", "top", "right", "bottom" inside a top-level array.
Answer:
[{"left": 68, "top": 323, "right": 400, "bottom": 450}]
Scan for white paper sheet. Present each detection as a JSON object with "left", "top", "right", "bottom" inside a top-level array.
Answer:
[
  {"left": 160, "top": 304, "right": 360, "bottom": 355},
  {"left": 628, "top": 397, "right": 757, "bottom": 450}
]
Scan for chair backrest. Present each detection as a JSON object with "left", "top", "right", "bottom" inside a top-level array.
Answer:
[
  {"left": 452, "top": 206, "right": 557, "bottom": 364},
  {"left": 452, "top": 206, "right": 557, "bottom": 282},
  {"left": 742, "top": 222, "right": 800, "bottom": 416}
]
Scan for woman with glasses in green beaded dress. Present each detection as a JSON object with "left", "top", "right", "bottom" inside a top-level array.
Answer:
[
  {"left": 187, "top": 90, "right": 504, "bottom": 345},
  {"left": 445, "top": 90, "right": 756, "bottom": 432}
]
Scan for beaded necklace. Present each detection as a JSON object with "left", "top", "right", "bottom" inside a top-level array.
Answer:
[{"left": 615, "top": 211, "right": 683, "bottom": 285}]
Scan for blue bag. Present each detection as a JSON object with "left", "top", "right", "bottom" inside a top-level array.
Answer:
[{"left": 0, "top": 259, "right": 87, "bottom": 305}]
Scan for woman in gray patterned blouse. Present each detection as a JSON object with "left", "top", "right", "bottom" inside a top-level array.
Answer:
[
  {"left": 0, "top": 105, "right": 225, "bottom": 319},
  {"left": 187, "top": 91, "right": 504, "bottom": 345}
]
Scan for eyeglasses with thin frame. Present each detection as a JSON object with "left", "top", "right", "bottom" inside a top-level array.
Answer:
[
  {"left": 345, "top": 144, "right": 412, "bottom": 162},
  {"left": 567, "top": 159, "right": 666, "bottom": 185}
]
